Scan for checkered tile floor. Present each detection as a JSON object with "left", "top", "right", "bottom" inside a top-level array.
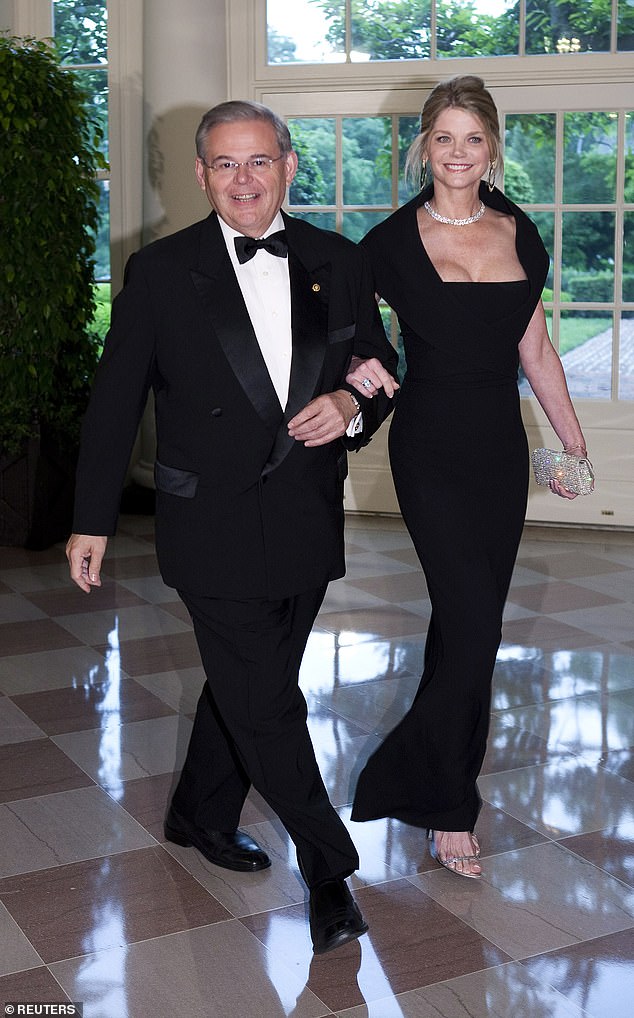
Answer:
[{"left": 1, "top": 514, "right": 633, "bottom": 1016}]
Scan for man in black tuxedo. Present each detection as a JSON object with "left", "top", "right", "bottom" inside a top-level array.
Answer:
[{"left": 66, "top": 100, "right": 398, "bottom": 954}]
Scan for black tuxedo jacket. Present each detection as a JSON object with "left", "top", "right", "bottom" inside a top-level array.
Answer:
[{"left": 73, "top": 211, "right": 398, "bottom": 599}]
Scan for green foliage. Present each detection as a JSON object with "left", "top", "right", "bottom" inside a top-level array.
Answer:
[
  {"left": 53, "top": 1, "right": 108, "bottom": 65},
  {"left": 504, "top": 114, "right": 556, "bottom": 203},
  {"left": 562, "top": 210, "right": 615, "bottom": 275},
  {"left": 564, "top": 271, "right": 615, "bottom": 303},
  {"left": 289, "top": 119, "right": 336, "bottom": 205},
  {"left": 526, "top": 0, "right": 617, "bottom": 54},
  {"left": 53, "top": 3, "right": 109, "bottom": 160},
  {"left": 309, "top": 0, "right": 521, "bottom": 59},
  {"left": 0, "top": 34, "right": 107, "bottom": 453},
  {"left": 437, "top": 0, "right": 519, "bottom": 57},
  {"left": 343, "top": 118, "right": 391, "bottom": 204},
  {"left": 558, "top": 316, "right": 610, "bottom": 354},
  {"left": 503, "top": 158, "right": 535, "bottom": 203},
  {"left": 288, "top": 132, "right": 328, "bottom": 205},
  {"left": 267, "top": 27, "right": 299, "bottom": 63},
  {"left": 276, "top": 0, "right": 633, "bottom": 63},
  {"left": 91, "top": 282, "right": 111, "bottom": 344}
]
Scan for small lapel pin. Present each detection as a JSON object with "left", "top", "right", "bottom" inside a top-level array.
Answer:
[{"left": 312, "top": 283, "right": 320, "bottom": 292}]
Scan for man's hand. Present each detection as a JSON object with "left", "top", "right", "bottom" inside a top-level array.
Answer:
[
  {"left": 66, "top": 534, "right": 108, "bottom": 593},
  {"left": 288, "top": 391, "right": 356, "bottom": 447},
  {"left": 346, "top": 356, "right": 399, "bottom": 399}
]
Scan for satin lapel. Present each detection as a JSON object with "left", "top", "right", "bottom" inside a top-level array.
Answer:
[
  {"left": 262, "top": 249, "right": 329, "bottom": 476},
  {"left": 190, "top": 222, "right": 282, "bottom": 434}
]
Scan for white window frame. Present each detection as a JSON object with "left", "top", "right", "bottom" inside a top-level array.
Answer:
[
  {"left": 226, "top": 1, "right": 634, "bottom": 528},
  {"left": 228, "top": 0, "right": 633, "bottom": 100}
]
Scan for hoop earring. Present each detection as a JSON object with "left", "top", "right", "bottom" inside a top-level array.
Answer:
[
  {"left": 487, "top": 161, "right": 496, "bottom": 192},
  {"left": 420, "top": 161, "right": 427, "bottom": 190}
]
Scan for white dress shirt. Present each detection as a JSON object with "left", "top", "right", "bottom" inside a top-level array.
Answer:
[
  {"left": 219, "top": 213, "right": 362, "bottom": 433},
  {"left": 219, "top": 212, "right": 292, "bottom": 409}
]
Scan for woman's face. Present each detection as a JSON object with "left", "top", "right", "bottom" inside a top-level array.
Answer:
[{"left": 424, "top": 107, "right": 491, "bottom": 194}]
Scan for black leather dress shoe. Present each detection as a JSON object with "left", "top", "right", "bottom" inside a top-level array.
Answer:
[
  {"left": 309, "top": 878, "right": 368, "bottom": 954},
  {"left": 164, "top": 806, "right": 271, "bottom": 872}
]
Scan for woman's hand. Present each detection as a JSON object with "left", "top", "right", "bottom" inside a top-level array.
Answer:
[
  {"left": 346, "top": 356, "right": 400, "bottom": 398},
  {"left": 548, "top": 478, "right": 579, "bottom": 500}
]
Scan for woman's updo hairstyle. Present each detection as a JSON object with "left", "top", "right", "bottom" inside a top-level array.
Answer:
[{"left": 405, "top": 75, "right": 502, "bottom": 190}]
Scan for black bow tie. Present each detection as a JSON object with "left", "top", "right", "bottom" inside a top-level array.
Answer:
[{"left": 234, "top": 230, "right": 288, "bottom": 264}]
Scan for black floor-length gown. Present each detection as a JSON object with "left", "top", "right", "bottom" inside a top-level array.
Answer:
[{"left": 351, "top": 183, "right": 549, "bottom": 833}]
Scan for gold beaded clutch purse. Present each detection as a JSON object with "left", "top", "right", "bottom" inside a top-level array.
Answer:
[{"left": 531, "top": 448, "right": 595, "bottom": 496}]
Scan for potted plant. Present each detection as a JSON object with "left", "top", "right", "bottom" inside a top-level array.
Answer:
[{"left": 0, "top": 33, "right": 106, "bottom": 548}]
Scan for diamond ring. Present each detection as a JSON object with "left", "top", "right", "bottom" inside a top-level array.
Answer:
[{"left": 361, "top": 378, "right": 372, "bottom": 390}]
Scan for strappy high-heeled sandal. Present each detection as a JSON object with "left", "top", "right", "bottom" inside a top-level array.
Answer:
[{"left": 427, "top": 829, "right": 482, "bottom": 879}]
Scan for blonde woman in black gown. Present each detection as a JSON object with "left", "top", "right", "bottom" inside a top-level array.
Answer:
[{"left": 346, "top": 76, "right": 588, "bottom": 878}]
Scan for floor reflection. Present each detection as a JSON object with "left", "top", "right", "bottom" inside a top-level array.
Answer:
[{"left": 1, "top": 516, "right": 633, "bottom": 1017}]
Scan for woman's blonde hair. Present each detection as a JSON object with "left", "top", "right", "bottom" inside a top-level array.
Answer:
[{"left": 404, "top": 75, "right": 502, "bottom": 190}]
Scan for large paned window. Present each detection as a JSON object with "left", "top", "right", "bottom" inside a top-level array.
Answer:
[
  {"left": 286, "top": 107, "right": 634, "bottom": 402},
  {"left": 267, "top": 0, "right": 633, "bottom": 63},
  {"left": 53, "top": 0, "right": 110, "bottom": 341},
  {"left": 507, "top": 110, "right": 633, "bottom": 401}
]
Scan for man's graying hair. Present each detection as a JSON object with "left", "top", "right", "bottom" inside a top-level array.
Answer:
[{"left": 196, "top": 100, "right": 293, "bottom": 158}]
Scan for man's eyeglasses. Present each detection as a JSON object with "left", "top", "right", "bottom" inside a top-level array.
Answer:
[{"left": 200, "top": 154, "right": 286, "bottom": 175}]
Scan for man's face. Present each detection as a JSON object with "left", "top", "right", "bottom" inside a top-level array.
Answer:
[{"left": 195, "top": 119, "right": 298, "bottom": 237}]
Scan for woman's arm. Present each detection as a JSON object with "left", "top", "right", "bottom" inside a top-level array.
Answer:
[{"left": 519, "top": 300, "right": 589, "bottom": 498}]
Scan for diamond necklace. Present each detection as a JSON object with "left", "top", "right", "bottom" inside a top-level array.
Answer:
[{"left": 423, "top": 200, "right": 485, "bottom": 226}]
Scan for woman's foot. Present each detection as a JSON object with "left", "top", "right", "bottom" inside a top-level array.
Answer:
[{"left": 427, "top": 829, "right": 482, "bottom": 879}]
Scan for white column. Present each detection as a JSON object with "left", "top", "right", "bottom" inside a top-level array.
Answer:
[
  {"left": 0, "top": 0, "right": 51, "bottom": 37},
  {"left": 131, "top": 0, "right": 228, "bottom": 489}
]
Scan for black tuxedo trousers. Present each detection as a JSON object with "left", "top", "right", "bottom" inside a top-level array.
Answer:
[{"left": 171, "top": 585, "right": 359, "bottom": 886}]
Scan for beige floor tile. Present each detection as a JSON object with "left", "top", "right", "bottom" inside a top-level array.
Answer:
[
  {"left": 479, "top": 756, "right": 634, "bottom": 838},
  {"left": 494, "top": 692, "right": 634, "bottom": 757},
  {"left": 0, "top": 786, "right": 155, "bottom": 877},
  {"left": 0, "top": 903, "right": 42, "bottom": 978},
  {"left": 51, "top": 920, "right": 332, "bottom": 1018},
  {"left": 551, "top": 603, "right": 634, "bottom": 644},
  {"left": 414, "top": 841, "right": 634, "bottom": 959},
  {"left": 0, "top": 646, "right": 111, "bottom": 695},
  {"left": 163, "top": 819, "right": 307, "bottom": 917},
  {"left": 336, "top": 962, "right": 586, "bottom": 1017},
  {"left": 521, "top": 928, "right": 634, "bottom": 1018},
  {"left": 52, "top": 714, "right": 193, "bottom": 784},
  {"left": 133, "top": 665, "right": 206, "bottom": 713},
  {"left": 2, "top": 516, "right": 633, "bottom": 1016},
  {"left": 243, "top": 879, "right": 510, "bottom": 1012},
  {"left": 0, "top": 594, "right": 47, "bottom": 624},
  {"left": 0, "top": 846, "right": 231, "bottom": 963},
  {"left": 0, "top": 697, "right": 46, "bottom": 746},
  {"left": 55, "top": 603, "right": 192, "bottom": 645}
]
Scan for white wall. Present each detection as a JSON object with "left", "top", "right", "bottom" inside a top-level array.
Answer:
[
  {"left": 132, "top": 0, "right": 229, "bottom": 488},
  {"left": 142, "top": 0, "right": 228, "bottom": 244},
  {"left": 0, "top": 0, "right": 51, "bottom": 36}
]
